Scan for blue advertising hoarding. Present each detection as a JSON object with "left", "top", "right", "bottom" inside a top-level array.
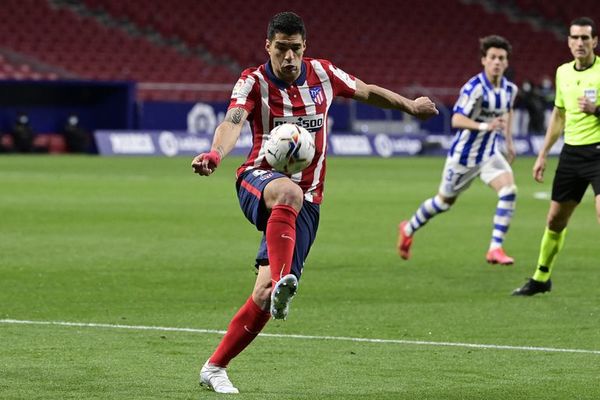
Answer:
[{"left": 94, "top": 130, "right": 564, "bottom": 158}]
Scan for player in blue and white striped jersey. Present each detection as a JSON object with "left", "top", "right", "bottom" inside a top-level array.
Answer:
[{"left": 398, "top": 35, "right": 519, "bottom": 265}]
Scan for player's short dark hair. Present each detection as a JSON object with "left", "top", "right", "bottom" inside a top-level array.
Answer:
[
  {"left": 267, "top": 12, "right": 306, "bottom": 41},
  {"left": 570, "top": 17, "right": 597, "bottom": 37},
  {"left": 479, "top": 35, "right": 512, "bottom": 58}
]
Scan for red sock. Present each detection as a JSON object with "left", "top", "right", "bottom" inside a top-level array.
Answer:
[
  {"left": 266, "top": 204, "right": 298, "bottom": 285},
  {"left": 209, "top": 296, "right": 270, "bottom": 367}
]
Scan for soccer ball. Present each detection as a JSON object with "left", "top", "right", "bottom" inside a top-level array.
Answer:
[{"left": 264, "top": 123, "right": 316, "bottom": 174}]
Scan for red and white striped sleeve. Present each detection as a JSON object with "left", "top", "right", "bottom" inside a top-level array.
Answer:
[
  {"left": 320, "top": 59, "right": 357, "bottom": 99},
  {"left": 228, "top": 68, "right": 259, "bottom": 113}
]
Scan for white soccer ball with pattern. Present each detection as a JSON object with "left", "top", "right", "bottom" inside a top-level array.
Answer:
[{"left": 264, "top": 123, "right": 315, "bottom": 175}]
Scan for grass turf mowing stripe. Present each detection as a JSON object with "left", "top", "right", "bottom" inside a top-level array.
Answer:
[{"left": 2, "top": 318, "right": 600, "bottom": 356}]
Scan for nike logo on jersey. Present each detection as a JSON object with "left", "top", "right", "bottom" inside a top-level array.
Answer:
[{"left": 281, "top": 234, "right": 294, "bottom": 241}]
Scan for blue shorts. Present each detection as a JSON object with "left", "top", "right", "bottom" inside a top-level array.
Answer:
[{"left": 236, "top": 169, "right": 320, "bottom": 280}]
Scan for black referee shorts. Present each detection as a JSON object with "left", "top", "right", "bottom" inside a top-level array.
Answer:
[{"left": 552, "top": 142, "right": 600, "bottom": 203}]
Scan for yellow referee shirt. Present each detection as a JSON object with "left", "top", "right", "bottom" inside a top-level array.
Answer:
[{"left": 554, "top": 56, "right": 600, "bottom": 145}]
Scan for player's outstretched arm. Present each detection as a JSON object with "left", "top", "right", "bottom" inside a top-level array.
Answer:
[
  {"left": 451, "top": 113, "right": 506, "bottom": 132},
  {"left": 533, "top": 107, "right": 565, "bottom": 183},
  {"left": 191, "top": 107, "right": 248, "bottom": 176},
  {"left": 352, "top": 79, "right": 438, "bottom": 120}
]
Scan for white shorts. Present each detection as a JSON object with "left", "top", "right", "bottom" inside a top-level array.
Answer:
[{"left": 438, "top": 153, "right": 512, "bottom": 198}]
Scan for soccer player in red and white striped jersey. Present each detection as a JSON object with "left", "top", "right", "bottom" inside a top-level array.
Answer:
[
  {"left": 192, "top": 11, "right": 438, "bottom": 394},
  {"left": 231, "top": 55, "right": 355, "bottom": 204}
]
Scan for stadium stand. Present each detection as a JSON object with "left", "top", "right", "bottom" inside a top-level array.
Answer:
[
  {"left": 78, "top": 0, "right": 573, "bottom": 91},
  {"left": 0, "top": 0, "right": 595, "bottom": 102},
  {"left": 510, "top": 0, "right": 600, "bottom": 31},
  {"left": 0, "top": 0, "right": 236, "bottom": 101},
  {"left": 0, "top": 53, "right": 59, "bottom": 81}
]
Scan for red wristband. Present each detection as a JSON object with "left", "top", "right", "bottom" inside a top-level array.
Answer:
[{"left": 203, "top": 150, "right": 222, "bottom": 167}]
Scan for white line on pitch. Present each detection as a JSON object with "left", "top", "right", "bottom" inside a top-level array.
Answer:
[{"left": 1, "top": 318, "right": 599, "bottom": 355}]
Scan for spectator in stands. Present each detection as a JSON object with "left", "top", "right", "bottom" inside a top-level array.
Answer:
[
  {"left": 10, "top": 112, "right": 35, "bottom": 153},
  {"left": 519, "top": 79, "right": 546, "bottom": 134},
  {"left": 398, "top": 35, "right": 519, "bottom": 266},
  {"left": 539, "top": 75, "right": 555, "bottom": 108},
  {"left": 512, "top": 17, "right": 600, "bottom": 296},
  {"left": 63, "top": 114, "right": 90, "bottom": 153}
]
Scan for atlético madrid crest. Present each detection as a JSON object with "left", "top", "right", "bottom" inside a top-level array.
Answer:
[{"left": 309, "top": 86, "right": 324, "bottom": 105}]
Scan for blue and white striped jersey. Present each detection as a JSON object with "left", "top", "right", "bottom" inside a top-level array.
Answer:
[{"left": 449, "top": 72, "right": 518, "bottom": 167}]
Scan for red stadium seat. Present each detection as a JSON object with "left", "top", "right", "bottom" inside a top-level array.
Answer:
[{"left": 0, "top": 0, "right": 594, "bottom": 102}]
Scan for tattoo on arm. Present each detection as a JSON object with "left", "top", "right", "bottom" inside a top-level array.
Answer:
[{"left": 225, "top": 107, "right": 244, "bottom": 125}]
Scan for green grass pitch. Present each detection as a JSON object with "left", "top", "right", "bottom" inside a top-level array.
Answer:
[{"left": 1, "top": 155, "right": 599, "bottom": 399}]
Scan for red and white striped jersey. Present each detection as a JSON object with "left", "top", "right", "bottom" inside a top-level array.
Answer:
[{"left": 229, "top": 57, "right": 357, "bottom": 204}]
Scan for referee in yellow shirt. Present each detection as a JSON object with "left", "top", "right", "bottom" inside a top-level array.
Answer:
[{"left": 513, "top": 17, "right": 600, "bottom": 295}]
